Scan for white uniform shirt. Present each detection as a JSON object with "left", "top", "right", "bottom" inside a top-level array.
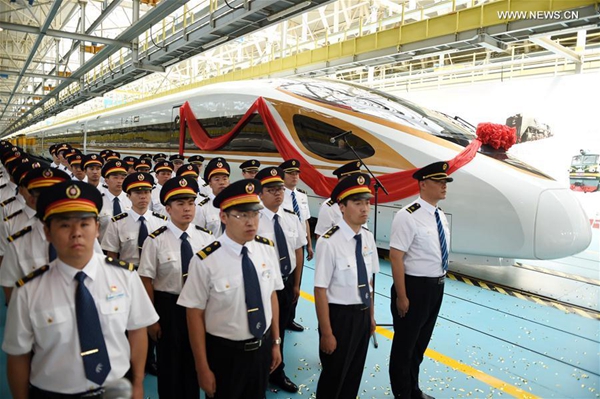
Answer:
[
  {"left": 0, "top": 181, "right": 17, "bottom": 202},
  {"left": 98, "top": 191, "right": 132, "bottom": 243},
  {"left": 0, "top": 219, "right": 105, "bottom": 288},
  {"left": 150, "top": 183, "right": 167, "bottom": 217},
  {"left": 0, "top": 205, "right": 36, "bottom": 257},
  {"left": 283, "top": 187, "right": 310, "bottom": 235},
  {"left": 315, "top": 198, "right": 341, "bottom": 236},
  {"left": 2, "top": 253, "right": 159, "bottom": 394},
  {"left": 197, "top": 177, "right": 212, "bottom": 197},
  {"left": 194, "top": 194, "right": 223, "bottom": 237},
  {"left": 101, "top": 209, "right": 168, "bottom": 265},
  {"left": 257, "top": 207, "right": 307, "bottom": 274},
  {"left": 389, "top": 197, "right": 450, "bottom": 277},
  {"left": 314, "top": 219, "right": 380, "bottom": 305},
  {"left": 138, "top": 221, "right": 214, "bottom": 295},
  {"left": 0, "top": 193, "right": 25, "bottom": 221},
  {"left": 177, "top": 233, "right": 284, "bottom": 340}
]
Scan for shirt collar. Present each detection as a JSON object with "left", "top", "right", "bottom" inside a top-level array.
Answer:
[
  {"left": 129, "top": 208, "right": 149, "bottom": 222},
  {"left": 260, "top": 206, "right": 281, "bottom": 221},
  {"left": 56, "top": 254, "right": 98, "bottom": 285},
  {"left": 417, "top": 196, "right": 437, "bottom": 215},
  {"left": 167, "top": 221, "right": 195, "bottom": 238},
  {"left": 338, "top": 218, "right": 360, "bottom": 242},
  {"left": 220, "top": 230, "right": 251, "bottom": 256},
  {"left": 24, "top": 205, "right": 37, "bottom": 218}
]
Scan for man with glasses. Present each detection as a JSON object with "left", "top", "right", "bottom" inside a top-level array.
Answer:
[
  {"left": 195, "top": 157, "right": 230, "bottom": 237},
  {"left": 138, "top": 176, "right": 214, "bottom": 399},
  {"left": 179, "top": 179, "right": 284, "bottom": 399},
  {"left": 255, "top": 167, "right": 306, "bottom": 393},
  {"left": 389, "top": 162, "right": 453, "bottom": 399}
]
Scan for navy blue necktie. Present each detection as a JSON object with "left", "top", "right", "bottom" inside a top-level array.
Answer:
[
  {"left": 273, "top": 214, "right": 291, "bottom": 277},
  {"left": 112, "top": 197, "right": 121, "bottom": 216},
  {"left": 354, "top": 234, "right": 371, "bottom": 307},
  {"left": 48, "top": 243, "right": 57, "bottom": 262},
  {"left": 138, "top": 216, "right": 148, "bottom": 255},
  {"left": 291, "top": 191, "right": 301, "bottom": 220},
  {"left": 435, "top": 209, "right": 449, "bottom": 272},
  {"left": 74, "top": 272, "right": 111, "bottom": 385},
  {"left": 241, "top": 246, "right": 266, "bottom": 338},
  {"left": 180, "top": 232, "right": 193, "bottom": 281}
]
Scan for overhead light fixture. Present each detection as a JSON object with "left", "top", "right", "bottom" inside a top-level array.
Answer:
[
  {"left": 267, "top": 1, "right": 312, "bottom": 22},
  {"left": 202, "top": 36, "right": 229, "bottom": 50}
]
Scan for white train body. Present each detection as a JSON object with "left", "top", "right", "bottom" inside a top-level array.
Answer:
[{"left": 19, "top": 79, "right": 592, "bottom": 264}]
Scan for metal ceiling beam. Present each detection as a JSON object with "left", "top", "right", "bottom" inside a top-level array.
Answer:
[
  {"left": 529, "top": 35, "right": 582, "bottom": 63},
  {"left": 0, "top": 92, "right": 49, "bottom": 99},
  {"left": 3, "top": 0, "right": 189, "bottom": 135},
  {"left": 0, "top": 0, "right": 64, "bottom": 125},
  {"left": 0, "top": 21, "right": 131, "bottom": 47},
  {"left": 0, "top": 69, "right": 77, "bottom": 82}
]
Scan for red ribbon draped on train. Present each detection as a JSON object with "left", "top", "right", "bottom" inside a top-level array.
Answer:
[{"left": 179, "top": 98, "right": 515, "bottom": 203}]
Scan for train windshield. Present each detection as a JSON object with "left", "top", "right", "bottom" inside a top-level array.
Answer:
[
  {"left": 572, "top": 154, "right": 599, "bottom": 166},
  {"left": 279, "top": 79, "right": 476, "bottom": 146},
  {"left": 280, "top": 79, "right": 551, "bottom": 179}
]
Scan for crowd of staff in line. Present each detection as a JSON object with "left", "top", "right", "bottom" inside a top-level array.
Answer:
[{"left": 0, "top": 141, "right": 452, "bottom": 399}]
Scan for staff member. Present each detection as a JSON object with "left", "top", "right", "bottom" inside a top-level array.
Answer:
[
  {"left": 188, "top": 155, "right": 210, "bottom": 197},
  {"left": 389, "top": 161, "right": 452, "bottom": 399},
  {"left": 102, "top": 172, "right": 167, "bottom": 265},
  {"left": 194, "top": 157, "right": 230, "bottom": 236},
  {"left": 178, "top": 179, "right": 284, "bottom": 399},
  {"left": 82, "top": 153, "right": 104, "bottom": 190},
  {"left": 314, "top": 173, "right": 379, "bottom": 399},
  {"left": 240, "top": 159, "right": 260, "bottom": 179},
  {"left": 2, "top": 180, "right": 158, "bottom": 399},
  {"left": 138, "top": 176, "right": 214, "bottom": 399},
  {"left": 255, "top": 167, "right": 306, "bottom": 393},
  {"left": 151, "top": 160, "right": 174, "bottom": 217},
  {"left": 98, "top": 160, "right": 131, "bottom": 242}
]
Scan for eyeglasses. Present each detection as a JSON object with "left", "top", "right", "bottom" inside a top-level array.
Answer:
[
  {"left": 227, "top": 210, "right": 260, "bottom": 221},
  {"left": 265, "top": 187, "right": 285, "bottom": 195}
]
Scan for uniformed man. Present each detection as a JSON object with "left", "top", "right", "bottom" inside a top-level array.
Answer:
[
  {"left": 314, "top": 173, "right": 379, "bottom": 399},
  {"left": 151, "top": 160, "right": 174, "bottom": 217},
  {"left": 133, "top": 158, "right": 152, "bottom": 173},
  {"left": 102, "top": 172, "right": 167, "bottom": 265},
  {"left": 169, "top": 154, "right": 185, "bottom": 174},
  {"left": 140, "top": 153, "right": 154, "bottom": 163},
  {"left": 2, "top": 180, "right": 159, "bottom": 399},
  {"left": 240, "top": 159, "right": 261, "bottom": 179},
  {"left": 106, "top": 151, "right": 121, "bottom": 161},
  {"left": 255, "top": 167, "right": 306, "bottom": 393},
  {"left": 138, "top": 176, "right": 214, "bottom": 399},
  {"left": 123, "top": 156, "right": 138, "bottom": 174},
  {"left": 315, "top": 160, "right": 363, "bottom": 239},
  {"left": 82, "top": 153, "right": 104, "bottom": 190},
  {"left": 176, "top": 163, "right": 200, "bottom": 179},
  {"left": 280, "top": 158, "right": 313, "bottom": 332},
  {"left": 194, "top": 157, "right": 230, "bottom": 236},
  {"left": 98, "top": 160, "right": 132, "bottom": 242},
  {"left": 153, "top": 153, "right": 167, "bottom": 164},
  {"left": 388, "top": 161, "right": 453, "bottom": 399},
  {"left": 69, "top": 154, "right": 88, "bottom": 182},
  {"left": 0, "top": 166, "right": 72, "bottom": 302},
  {"left": 178, "top": 179, "right": 284, "bottom": 399},
  {"left": 55, "top": 143, "right": 72, "bottom": 172},
  {"left": 49, "top": 144, "right": 59, "bottom": 168},
  {"left": 188, "top": 155, "right": 210, "bottom": 196}
]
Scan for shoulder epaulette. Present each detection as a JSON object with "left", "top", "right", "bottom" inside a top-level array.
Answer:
[
  {"left": 196, "top": 241, "right": 221, "bottom": 259},
  {"left": 4, "top": 209, "right": 23, "bottom": 222},
  {"left": 195, "top": 225, "right": 213, "bottom": 235},
  {"left": 111, "top": 212, "right": 128, "bottom": 222},
  {"left": 254, "top": 235, "right": 274, "bottom": 246},
  {"left": 406, "top": 203, "right": 421, "bottom": 214},
  {"left": 152, "top": 212, "right": 168, "bottom": 221},
  {"left": 326, "top": 198, "right": 334, "bottom": 207},
  {"left": 198, "top": 193, "right": 208, "bottom": 198},
  {"left": 322, "top": 225, "right": 339, "bottom": 239},
  {"left": 101, "top": 192, "right": 105, "bottom": 197},
  {"left": 361, "top": 225, "right": 370, "bottom": 231},
  {"left": 8, "top": 225, "right": 32, "bottom": 242},
  {"left": 198, "top": 197, "right": 210, "bottom": 206},
  {"left": 102, "top": 184, "right": 108, "bottom": 189},
  {"left": 0, "top": 196, "right": 16, "bottom": 207},
  {"left": 105, "top": 256, "right": 136, "bottom": 271},
  {"left": 202, "top": 182, "right": 209, "bottom": 187},
  {"left": 283, "top": 208, "right": 296, "bottom": 215},
  {"left": 437, "top": 206, "right": 443, "bottom": 212},
  {"left": 149, "top": 225, "right": 168, "bottom": 239},
  {"left": 297, "top": 188, "right": 307, "bottom": 194},
  {"left": 0, "top": 183, "right": 6, "bottom": 189},
  {"left": 15, "top": 265, "right": 50, "bottom": 287}
]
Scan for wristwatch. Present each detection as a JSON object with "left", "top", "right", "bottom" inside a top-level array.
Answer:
[{"left": 273, "top": 337, "right": 282, "bottom": 345}]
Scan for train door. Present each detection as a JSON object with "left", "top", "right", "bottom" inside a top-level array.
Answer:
[{"left": 171, "top": 104, "right": 182, "bottom": 150}]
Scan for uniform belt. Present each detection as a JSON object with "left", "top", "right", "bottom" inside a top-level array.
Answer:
[
  {"left": 329, "top": 303, "right": 370, "bottom": 311},
  {"left": 30, "top": 385, "right": 104, "bottom": 398},
  {"left": 207, "top": 328, "right": 271, "bottom": 352},
  {"left": 406, "top": 274, "right": 445, "bottom": 285}
]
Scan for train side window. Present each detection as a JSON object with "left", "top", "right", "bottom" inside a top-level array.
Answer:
[
  {"left": 187, "top": 114, "right": 277, "bottom": 152},
  {"left": 293, "top": 115, "right": 375, "bottom": 161}
]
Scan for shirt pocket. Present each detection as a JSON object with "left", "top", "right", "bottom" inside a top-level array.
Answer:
[
  {"left": 99, "top": 297, "right": 128, "bottom": 330},
  {"left": 335, "top": 256, "right": 357, "bottom": 286},
  {"left": 31, "top": 305, "right": 72, "bottom": 345},
  {"left": 212, "top": 274, "right": 243, "bottom": 295}
]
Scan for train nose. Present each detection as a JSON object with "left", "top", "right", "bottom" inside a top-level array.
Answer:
[{"left": 535, "top": 189, "right": 592, "bottom": 259}]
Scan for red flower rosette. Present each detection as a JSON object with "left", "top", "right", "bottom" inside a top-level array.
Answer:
[{"left": 475, "top": 122, "right": 516, "bottom": 151}]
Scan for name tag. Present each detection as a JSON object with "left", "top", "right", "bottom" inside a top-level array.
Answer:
[{"left": 107, "top": 292, "right": 125, "bottom": 301}]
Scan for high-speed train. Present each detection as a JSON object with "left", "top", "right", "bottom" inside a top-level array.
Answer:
[{"left": 15, "top": 78, "right": 591, "bottom": 265}]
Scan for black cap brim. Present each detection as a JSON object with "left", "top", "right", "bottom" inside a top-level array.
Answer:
[{"left": 227, "top": 203, "right": 263, "bottom": 212}]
